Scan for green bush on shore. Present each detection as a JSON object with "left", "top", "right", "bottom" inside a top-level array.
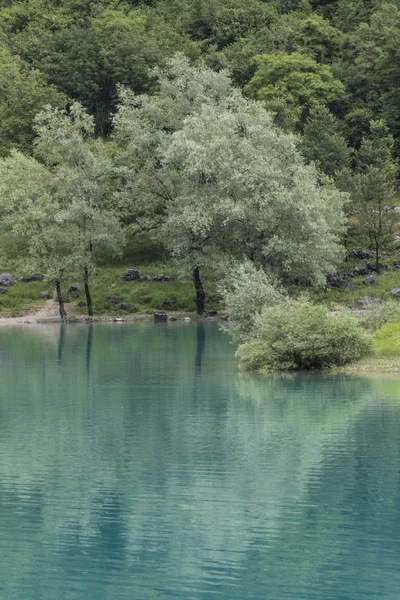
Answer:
[{"left": 237, "top": 300, "right": 371, "bottom": 372}]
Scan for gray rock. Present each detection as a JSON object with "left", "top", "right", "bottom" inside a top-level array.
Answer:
[
  {"left": 0, "top": 288, "right": 8, "bottom": 295},
  {"left": 108, "top": 296, "right": 122, "bottom": 305},
  {"left": 143, "top": 275, "right": 152, "bottom": 281},
  {"left": 120, "top": 302, "right": 130, "bottom": 310},
  {"left": 168, "top": 316, "right": 177, "bottom": 322},
  {"left": 354, "top": 266, "right": 368, "bottom": 276},
  {"left": 394, "top": 264, "right": 400, "bottom": 270},
  {"left": 122, "top": 269, "right": 140, "bottom": 281},
  {"left": 367, "top": 262, "right": 385, "bottom": 272},
  {"left": 70, "top": 283, "right": 80, "bottom": 292},
  {"left": 111, "top": 284, "right": 116, "bottom": 288},
  {"left": 19, "top": 274, "right": 44, "bottom": 282},
  {"left": 326, "top": 274, "right": 345, "bottom": 288},
  {"left": 364, "top": 275, "right": 376, "bottom": 285},
  {"left": 0, "top": 273, "right": 16, "bottom": 286},
  {"left": 354, "top": 296, "right": 384, "bottom": 308},
  {"left": 152, "top": 274, "right": 165, "bottom": 282},
  {"left": 154, "top": 310, "right": 168, "bottom": 322},
  {"left": 78, "top": 300, "right": 86, "bottom": 308},
  {"left": 208, "top": 310, "right": 218, "bottom": 316},
  {"left": 351, "top": 248, "right": 374, "bottom": 260},
  {"left": 40, "top": 291, "right": 50, "bottom": 299},
  {"left": 390, "top": 289, "right": 400, "bottom": 298}
]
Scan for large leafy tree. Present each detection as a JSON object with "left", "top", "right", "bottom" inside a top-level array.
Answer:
[
  {"left": 346, "top": 120, "right": 399, "bottom": 268},
  {"left": 114, "top": 55, "right": 346, "bottom": 314},
  {"left": 34, "top": 103, "right": 124, "bottom": 316},
  {"left": 0, "top": 151, "right": 73, "bottom": 318}
]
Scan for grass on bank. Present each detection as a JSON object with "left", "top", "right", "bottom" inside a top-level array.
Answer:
[
  {"left": 0, "top": 281, "right": 45, "bottom": 317},
  {"left": 0, "top": 265, "right": 220, "bottom": 317}
]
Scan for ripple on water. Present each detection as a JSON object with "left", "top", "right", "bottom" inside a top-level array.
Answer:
[{"left": 0, "top": 323, "right": 399, "bottom": 599}]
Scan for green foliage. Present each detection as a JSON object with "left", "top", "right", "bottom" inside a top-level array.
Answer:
[
  {"left": 237, "top": 301, "right": 371, "bottom": 371},
  {"left": 346, "top": 120, "right": 399, "bottom": 264},
  {"left": 0, "top": 47, "right": 66, "bottom": 156},
  {"left": 218, "top": 260, "right": 285, "bottom": 342},
  {"left": 372, "top": 320, "right": 400, "bottom": 356},
  {"left": 360, "top": 302, "right": 400, "bottom": 332},
  {"left": 301, "top": 107, "right": 351, "bottom": 177},
  {"left": 245, "top": 52, "right": 344, "bottom": 130},
  {"left": 114, "top": 55, "right": 346, "bottom": 288}
]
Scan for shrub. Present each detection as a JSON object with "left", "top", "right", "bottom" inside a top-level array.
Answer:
[
  {"left": 237, "top": 300, "right": 371, "bottom": 371},
  {"left": 219, "top": 260, "right": 285, "bottom": 342},
  {"left": 359, "top": 302, "right": 400, "bottom": 332}
]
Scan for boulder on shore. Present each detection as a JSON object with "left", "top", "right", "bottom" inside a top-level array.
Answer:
[
  {"left": 0, "top": 273, "right": 16, "bottom": 286},
  {"left": 154, "top": 310, "right": 167, "bottom": 322},
  {"left": 19, "top": 274, "right": 44, "bottom": 282},
  {"left": 122, "top": 269, "right": 140, "bottom": 281},
  {"left": 363, "top": 275, "right": 376, "bottom": 285},
  {"left": 367, "top": 262, "right": 385, "bottom": 273},
  {"left": 353, "top": 296, "right": 384, "bottom": 308},
  {"left": 351, "top": 248, "right": 374, "bottom": 260}
]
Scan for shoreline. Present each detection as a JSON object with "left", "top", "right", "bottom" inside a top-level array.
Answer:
[{"left": 0, "top": 311, "right": 227, "bottom": 327}]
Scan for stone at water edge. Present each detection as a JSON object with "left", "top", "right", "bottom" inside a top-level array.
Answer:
[{"left": 154, "top": 310, "right": 168, "bottom": 322}]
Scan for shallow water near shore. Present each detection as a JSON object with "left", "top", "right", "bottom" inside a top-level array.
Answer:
[{"left": 1, "top": 322, "right": 400, "bottom": 599}]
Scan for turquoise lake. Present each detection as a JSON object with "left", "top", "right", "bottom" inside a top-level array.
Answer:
[{"left": 1, "top": 322, "right": 400, "bottom": 599}]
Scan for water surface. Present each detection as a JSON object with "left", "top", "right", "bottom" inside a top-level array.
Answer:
[{"left": 0, "top": 322, "right": 400, "bottom": 599}]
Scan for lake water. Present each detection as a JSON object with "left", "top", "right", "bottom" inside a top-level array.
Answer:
[{"left": 1, "top": 322, "right": 400, "bottom": 599}]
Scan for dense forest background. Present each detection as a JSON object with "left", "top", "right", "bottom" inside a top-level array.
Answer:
[{"left": 1, "top": 0, "right": 400, "bottom": 165}]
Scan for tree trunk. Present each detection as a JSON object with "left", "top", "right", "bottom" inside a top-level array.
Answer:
[
  {"left": 193, "top": 266, "right": 205, "bottom": 316},
  {"left": 84, "top": 265, "right": 93, "bottom": 317},
  {"left": 375, "top": 243, "right": 379, "bottom": 271},
  {"left": 55, "top": 279, "right": 67, "bottom": 319}
]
